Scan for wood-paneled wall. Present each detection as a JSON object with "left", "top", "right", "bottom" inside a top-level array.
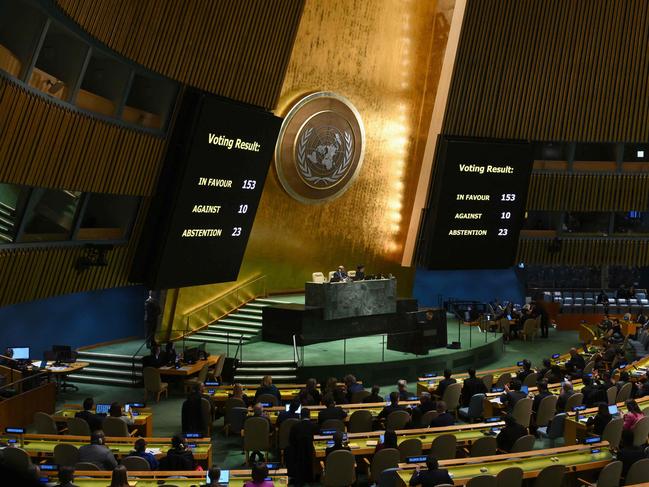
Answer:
[
  {"left": 444, "top": 0, "right": 649, "bottom": 142},
  {"left": 0, "top": 75, "right": 165, "bottom": 195},
  {"left": 518, "top": 238, "right": 649, "bottom": 267},
  {"left": 527, "top": 173, "right": 649, "bottom": 211},
  {"left": 55, "top": 0, "right": 305, "bottom": 110}
]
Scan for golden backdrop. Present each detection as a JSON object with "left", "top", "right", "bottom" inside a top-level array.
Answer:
[{"left": 162, "top": 0, "right": 456, "bottom": 334}]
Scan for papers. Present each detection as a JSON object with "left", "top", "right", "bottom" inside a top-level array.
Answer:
[
  {"left": 147, "top": 448, "right": 162, "bottom": 455},
  {"left": 366, "top": 440, "right": 378, "bottom": 446},
  {"left": 490, "top": 397, "right": 503, "bottom": 404}
]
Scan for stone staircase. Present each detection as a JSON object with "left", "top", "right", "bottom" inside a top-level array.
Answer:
[
  {"left": 234, "top": 359, "right": 299, "bottom": 385},
  {"left": 67, "top": 350, "right": 143, "bottom": 387}
]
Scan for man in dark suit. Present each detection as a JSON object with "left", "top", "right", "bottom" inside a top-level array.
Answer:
[
  {"left": 317, "top": 395, "right": 347, "bottom": 424},
  {"left": 460, "top": 368, "right": 487, "bottom": 407},
  {"left": 408, "top": 454, "right": 453, "bottom": 487},
  {"left": 142, "top": 344, "right": 166, "bottom": 369},
  {"left": 499, "top": 379, "right": 527, "bottom": 412},
  {"left": 556, "top": 381, "right": 576, "bottom": 411},
  {"left": 565, "top": 348, "right": 585, "bottom": 376},
  {"left": 75, "top": 397, "right": 104, "bottom": 432},
  {"left": 516, "top": 359, "right": 534, "bottom": 383},
  {"left": 429, "top": 401, "right": 455, "bottom": 427},
  {"left": 277, "top": 400, "right": 301, "bottom": 425},
  {"left": 581, "top": 376, "right": 604, "bottom": 407},
  {"left": 78, "top": 431, "right": 118, "bottom": 470},
  {"left": 378, "top": 392, "right": 408, "bottom": 420},
  {"left": 496, "top": 414, "right": 528, "bottom": 452},
  {"left": 363, "top": 385, "right": 383, "bottom": 404},
  {"left": 436, "top": 369, "right": 456, "bottom": 398},
  {"left": 532, "top": 380, "right": 553, "bottom": 416},
  {"left": 353, "top": 265, "right": 365, "bottom": 281},
  {"left": 331, "top": 266, "right": 348, "bottom": 282}
]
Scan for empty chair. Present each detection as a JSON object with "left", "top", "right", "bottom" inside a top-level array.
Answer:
[
  {"left": 243, "top": 417, "right": 270, "bottom": 464},
  {"left": 616, "top": 382, "right": 633, "bottom": 403},
  {"left": 321, "top": 449, "right": 356, "bottom": 487},
  {"left": 200, "top": 397, "right": 213, "bottom": 436},
  {"left": 422, "top": 410, "right": 438, "bottom": 426},
  {"left": 537, "top": 413, "right": 567, "bottom": 447},
  {"left": 632, "top": 416, "right": 649, "bottom": 447},
  {"left": 321, "top": 419, "right": 345, "bottom": 433},
  {"left": 207, "top": 354, "right": 225, "bottom": 383},
  {"left": 467, "top": 475, "right": 497, "bottom": 487},
  {"left": 523, "top": 373, "right": 538, "bottom": 388},
  {"left": 53, "top": 443, "right": 79, "bottom": 467},
  {"left": 67, "top": 417, "right": 91, "bottom": 436},
  {"left": 583, "top": 361, "right": 595, "bottom": 375},
  {"left": 535, "top": 395, "right": 558, "bottom": 428},
  {"left": 494, "top": 373, "right": 512, "bottom": 389},
  {"left": 386, "top": 410, "right": 411, "bottom": 430},
  {"left": 512, "top": 398, "right": 533, "bottom": 428},
  {"left": 34, "top": 411, "right": 59, "bottom": 434},
  {"left": 365, "top": 448, "right": 400, "bottom": 485},
  {"left": 378, "top": 467, "right": 401, "bottom": 487},
  {"left": 256, "top": 393, "right": 279, "bottom": 406},
  {"left": 183, "top": 364, "right": 209, "bottom": 393},
  {"left": 533, "top": 464, "right": 565, "bottom": 487},
  {"left": 223, "top": 397, "right": 246, "bottom": 414},
  {"left": 121, "top": 456, "right": 151, "bottom": 470},
  {"left": 2, "top": 446, "right": 31, "bottom": 470},
  {"left": 481, "top": 374, "right": 494, "bottom": 390},
  {"left": 143, "top": 367, "right": 169, "bottom": 402},
  {"left": 278, "top": 418, "right": 299, "bottom": 464},
  {"left": 510, "top": 434, "right": 535, "bottom": 453},
  {"left": 602, "top": 417, "right": 624, "bottom": 449},
  {"left": 348, "top": 409, "right": 372, "bottom": 433},
  {"left": 607, "top": 387, "right": 618, "bottom": 405},
  {"left": 496, "top": 466, "right": 523, "bottom": 487},
  {"left": 578, "top": 460, "right": 622, "bottom": 487},
  {"left": 564, "top": 393, "right": 584, "bottom": 412},
  {"left": 224, "top": 407, "right": 247, "bottom": 436},
  {"left": 522, "top": 319, "right": 537, "bottom": 341},
  {"left": 351, "top": 389, "right": 370, "bottom": 403},
  {"left": 442, "top": 382, "right": 462, "bottom": 412},
  {"left": 312, "top": 272, "right": 325, "bottom": 283},
  {"left": 431, "top": 433, "right": 456, "bottom": 460},
  {"left": 398, "top": 438, "right": 422, "bottom": 461},
  {"left": 102, "top": 417, "right": 130, "bottom": 437},
  {"left": 470, "top": 436, "right": 497, "bottom": 457},
  {"left": 625, "top": 457, "right": 649, "bottom": 485},
  {"left": 74, "top": 462, "right": 100, "bottom": 471},
  {"left": 458, "top": 393, "right": 485, "bottom": 422}
]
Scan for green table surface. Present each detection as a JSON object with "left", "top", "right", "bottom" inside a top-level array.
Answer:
[
  {"left": 57, "top": 475, "right": 288, "bottom": 487},
  {"left": 4, "top": 439, "right": 210, "bottom": 457}
]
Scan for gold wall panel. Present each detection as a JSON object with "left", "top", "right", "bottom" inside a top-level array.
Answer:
[
  {"left": 163, "top": 0, "right": 457, "bottom": 332},
  {"left": 517, "top": 238, "right": 649, "bottom": 267},
  {"left": 527, "top": 173, "right": 649, "bottom": 212},
  {"left": 55, "top": 0, "right": 305, "bottom": 110},
  {"left": 443, "top": 0, "right": 649, "bottom": 142}
]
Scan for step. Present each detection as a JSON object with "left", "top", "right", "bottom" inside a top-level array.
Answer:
[
  {"left": 67, "top": 374, "right": 139, "bottom": 386},
  {"left": 77, "top": 351, "right": 144, "bottom": 361},
  {"left": 231, "top": 312, "right": 262, "bottom": 321},
  {"left": 233, "top": 375, "right": 298, "bottom": 382},
  {"left": 236, "top": 367, "right": 297, "bottom": 373},
  {"left": 239, "top": 307, "right": 263, "bottom": 314},
  {"left": 218, "top": 318, "right": 263, "bottom": 327},
  {"left": 195, "top": 330, "right": 255, "bottom": 340},
  {"left": 0, "top": 202, "right": 16, "bottom": 215},
  {"left": 210, "top": 324, "right": 260, "bottom": 334},
  {"left": 240, "top": 360, "right": 297, "bottom": 366},
  {"left": 246, "top": 303, "right": 270, "bottom": 309},
  {"left": 81, "top": 358, "right": 142, "bottom": 369},
  {"left": 82, "top": 367, "right": 142, "bottom": 377},
  {"left": 0, "top": 215, "right": 14, "bottom": 228},
  {"left": 255, "top": 298, "right": 295, "bottom": 305},
  {"left": 184, "top": 335, "right": 249, "bottom": 345}
]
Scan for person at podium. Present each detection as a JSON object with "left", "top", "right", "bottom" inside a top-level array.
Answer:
[
  {"left": 353, "top": 264, "right": 365, "bottom": 281},
  {"left": 331, "top": 265, "right": 349, "bottom": 283}
]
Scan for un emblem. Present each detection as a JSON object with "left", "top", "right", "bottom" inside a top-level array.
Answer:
[{"left": 275, "top": 92, "right": 365, "bottom": 203}]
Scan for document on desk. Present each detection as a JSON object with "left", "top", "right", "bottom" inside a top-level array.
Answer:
[
  {"left": 490, "top": 397, "right": 502, "bottom": 404},
  {"left": 147, "top": 448, "right": 162, "bottom": 455}
]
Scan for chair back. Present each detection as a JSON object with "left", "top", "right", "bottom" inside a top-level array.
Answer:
[
  {"left": 74, "top": 462, "right": 100, "bottom": 471},
  {"left": 594, "top": 460, "right": 622, "bottom": 487},
  {"left": 632, "top": 416, "right": 649, "bottom": 446},
  {"left": 442, "top": 382, "right": 462, "bottom": 411},
  {"left": 143, "top": 367, "right": 163, "bottom": 392},
  {"left": 583, "top": 361, "right": 595, "bottom": 375},
  {"left": 2, "top": 446, "right": 31, "bottom": 470},
  {"left": 225, "top": 407, "right": 248, "bottom": 435},
  {"left": 348, "top": 409, "right": 373, "bottom": 433},
  {"left": 122, "top": 456, "right": 151, "bottom": 470},
  {"left": 224, "top": 397, "right": 246, "bottom": 414},
  {"left": 512, "top": 398, "right": 533, "bottom": 428},
  {"left": 103, "top": 417, "right": 130, "bottom": 437},
  {"left": 422, "top": 410, "right": 438, "bottom": 426},
  {"left": 369, "top": 448, "right": 399, "bottom": 483},
  {"left": 256, "top": 393, "right": 279, "bottom": 406},
  {"left": 523, "top": 319, "right": 536, "bottom": 339},
  {"left": 607, "top": 386, "right": 618, "bottom": 405},
  {"left": 327, "top": 271, "right": 336, "bottom": 281},
  {"left": 34, "top": 411, "right": 58, "bottom": 434},
  {"left": 67, "top": 417, "right": 91, "bottom": 436},
  {"left": 481, "top": 374, "right": 493, "bottom": 390},
  {"left": 200, "top": 397, "right": 212, "bottom": 435},
  {"left": 510, "top": 434, "right": 535, "bottom": 453},
  {"left": 536, "top": 395, "right": 558, "bottom": 427},
  {"left": 470, "top": 436, "right": 497, "bottom": 457},
  {"left": 523, "top": 373, "right": 538, "bottom": 388},
  {"left": 602, "top": 417, "right": 624, "bottom": 448},
  {"left": 312, "top": 272, "right": 325, "bottom": 283},
  {"left": 496, "top": 466, "right": 523, "bottom": 487},
  {"left": 378, "top": 467, "right": 400, "bottom": 487},
  {"left": 467, "top": 475, "right": 497, "bottom": 487},
  {"left": 321, "top": 418, "right": 345, "bottom": 433},
  {"left": 431, "top": 433, "right": 456, "bottom": 460},
  {"left": 243, "top": 416, "right": 270, "bottom": 451},
  {"left": 196, "top": 364, "right": 209, "bottom": 383},
  {"left": 323, "top": 449, "right": 356, "bottom": 487},
  {"left": 398, "top": 438, "right": 422, "bottom": 461},
  {"left": 533, "top": 464, "right": 565, "bottom": 487},
  {"left": 546, "top": 413, "right": 567, "bottom": 439},
  {"left": 564, "top": 393, "right": 583, "bottom": 412},
  {"left": 616, "top": 382, "right": 633, "bottom": 403},
  {"left": 625, "top": 457, "right": 649, "bottom": 485},
  {"left": 53, "top": 443, "right": 79, "bottom": 467},
  {"left": 278, "top": 418, "right": 299, "bottom": 450},
  {"left": 467, "top": 393, "right": 485, "bottom": 421},
  {"left": 351, "top": 389, "right": 370, "bottom": 403},
  {"left": 209, "top": 355, "right": 226, "bottom": 381},
  {"left": 386, "top": 410, "right": 411, "bottom": 430},
  {"left": 495, "top": 373, "right": 512, "bottom": 389}
]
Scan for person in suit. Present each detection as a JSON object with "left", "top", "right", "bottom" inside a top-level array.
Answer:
[
  {"left": 586, "top": 403, "right": 612, "bottom": 436},
  {"left": 565, "top": 348, "right": 586, "bottom": 376},
  {"left": 408, "top": 454, "right": 453, "bottom": 487},
  {"left": 436, "top": 369, "right": 456, "bottom": 398},
  {"left": 416, "top": 392, "right": 436, "bottom": 413},
  {"left": 363, "top": 385, "right": 383, "bottom": 404},
  {"left": 581, "top": 376, "right": 604, "bottom": 407},
  {"left": 556, "top": 381, "right": 576, "bottom": 412},
  {"left": 324, "top": 431, "right": 351, "bottom": 457},
  {"left": 374, "top": 429, "right": 398, "bottom": 454},
  {"left": 159, "top": 434, "right": 195, "bottom": 470},
  {"left": 78, "top": 431, "right": 118, "bottom": 470},
  {"left": 516, "top": 359, "right": 534, "bottom": 383},
  {"left": 277, "top": 400, "right": 301, "bottom": 425},
  {"left": 161, "top": 342, "right": 177, "bottom": 366},
  {"left": 317, "top": 395, "right": 347, "bottom": 424},
  {"left": 500, "top": 379, "right": 527, "bottom": 412},
  {"left": 202, "top": 466, "right": 221, "bottom": 487},
  {"left": 597, "top": 289, "right": 609, "bottom": 305},
  {"left": 618, "top": 429, "right": 647, "bottom": 476},
  {"left": 255, "top": 375, "right": 282, "bottom": 402},
  {"left": 142, "top": 344, "right": 166, "bottom": 369},
  {"left": 460, "top": 368, "right": 487, "bottom": 407},
  {"left": 129, "top": 438, "right": 159, "bottom": 470},
  {"left": 182, "top": 386, "right": 206, "bottom": 434},
  {"left": 53, "top": 466, "right": 78, "bottom": 487},
  {"left": 397, "top": 379, "right": 412, "bottom": 401},
  {"left": 286, "top": 408, "right": 318, "bottom": 486},
  {"left": 496, "top": 414, "right": 527, "bottom": 452},
  {"left": 344, "top": 374, "right": 364, "bottom": 402},
  {"left": 75, "top": 397, "right": 104, "bottom": 432},
  {"left": 537, "top": 358, "right": 552, "bottom": 381},
  {"left": 331, "top": 265, "right": 348, "bottom": 282},
  {"left": 378, "top": 391, "right": 408, "bottom": 420},
  {"left": 353, "top": 264, "right": 365, "bottom": 281},
  {"left": 532, "top": 380, "right": 553, "bottom": 415},
  {"left": 109, "top": 402, "right": 134, "bottom": 427},
  {"left": 429, "top": 401, "right": 455, "bottom": 427}
]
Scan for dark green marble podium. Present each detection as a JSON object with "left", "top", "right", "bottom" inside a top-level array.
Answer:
[{"left": 305, "top": 278, "right": 397, "bottom": 320}]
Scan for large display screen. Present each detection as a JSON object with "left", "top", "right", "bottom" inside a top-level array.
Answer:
[
  {"left": 420, "top": 137, "right": 533, "bottom": 269},
  {"left": 132, "top": 90, "right": 282, "bottom": 289}
]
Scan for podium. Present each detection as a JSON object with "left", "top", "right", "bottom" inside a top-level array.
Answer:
[{"left": 386, "top": 308, "right": 447, "bottom": 355}]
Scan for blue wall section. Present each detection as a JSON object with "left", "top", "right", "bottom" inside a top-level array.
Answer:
[
  {"left": 0, "top": 285, "right": 146, "bottom": 358},
  {"left": 413, "top": 267, "right": 525, "bottom": 307}
]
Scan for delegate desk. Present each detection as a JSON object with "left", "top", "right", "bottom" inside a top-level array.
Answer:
[
  {"left": 158, "top": 355, "right": 220, "bottom": 377},
  {"left": 264, "top": 400, "right": 420, "bottom": 424},
  {"left": 313, "top": 422, "right": 505, "bottom": 458},
  {"left": 1, "top": 434, "right": 212, "bottom": 467},
  {"left": 396, "top": 442, "right": 612, "bottom": 486},
  {"left": 205, "top": 383, "right": 304, "bottom": 406},
  {"left": 52, "top": 405, "right": 154, "bottom": 437},
  {"left": 43, "top": 470, "right": 288, "bottom": 487}
]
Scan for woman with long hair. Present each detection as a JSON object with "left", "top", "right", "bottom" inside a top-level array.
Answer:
[{"left": 109, "top": 465, "right": 129, "bottom": 487}]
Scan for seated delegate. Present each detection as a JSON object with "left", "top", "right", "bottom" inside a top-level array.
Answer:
[
  {"left": 78, "top": 431, "right": 118, "bottom": 470},
  {"left": 408, "top": 454, "right": 453, "bottom": 487}
]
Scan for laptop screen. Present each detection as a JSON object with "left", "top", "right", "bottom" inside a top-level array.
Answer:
[
  {"left": 520, "top": 385, "right": 528, "bottom": 394},
  {"left": 95, "top": 404, "right": 110, "bottom": 415},
  {"left": 208, "top": 469, "right": 229, "bottom": 484},
  {"left": 11, "top": 347, "right": 29, "bottom": 360},
  {"left": 608, "top": 405, "right": 618, "bottom": 415}
]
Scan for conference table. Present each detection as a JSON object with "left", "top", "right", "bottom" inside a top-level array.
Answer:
[
  {"left": 52, "top": 404, "right": 154, "bottom": 437},
  {"left": 313, "top": 421, "right": 505, "bottom": 458},
  {"left": 28, "top": 360, "right": 90, "bottom": 392},
  {"left": 0, "top": 434, "right": 212, "bottom": 467},
  {"left": 157, "top": 355, "right": 221, "bottom": 377},
  {"left": 396, "top": 442, "right": 612, "bottom": 486},
  {"left": 204, "top": 383, "right": 305, "bottom": 405}
]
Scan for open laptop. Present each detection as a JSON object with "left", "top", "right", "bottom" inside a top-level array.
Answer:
[
  {"left": 95, "top": 403, "right": 110, "bottom": 415},
  {"left": 207, "top": 469, "right": 229, "bottom": 485}
]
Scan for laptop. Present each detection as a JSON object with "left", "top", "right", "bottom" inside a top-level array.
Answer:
[
  {"left": 208, "top": 469, "right": 229, "bottom": 485},
  {"left": 608, "top": 405, "right": 619, "bottom": 415},
  {"left": 95, "top": 404, "right": 110, "bottom": 415},
  {"left": 285, "top": 404, "right": 302, "bottom": 414},
  {"left": 521, "top": 385, "right": 528, "bottom": 394}
]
